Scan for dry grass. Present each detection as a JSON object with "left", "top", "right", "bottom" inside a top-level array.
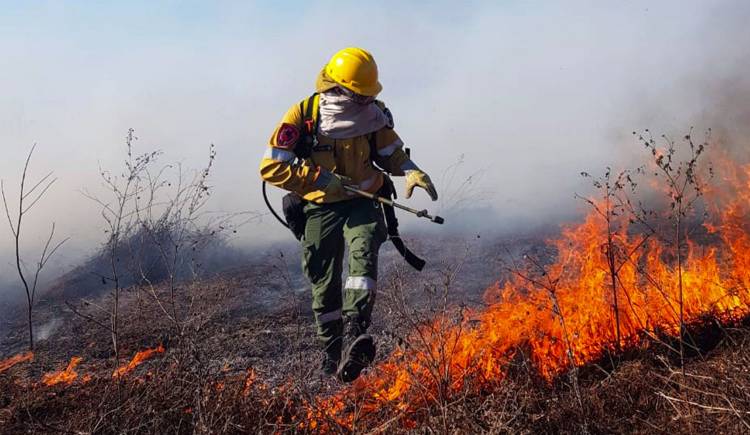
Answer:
[{"left": 0, "top": 238, "right": 748, "bottom": 434}]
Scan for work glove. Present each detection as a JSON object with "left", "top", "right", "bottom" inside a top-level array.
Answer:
[
  {"left": 405, "top": 170, "right": 438, "bottom": 201},
  {"left": 317, "top": 169, "right": 354, "bottom": 197}
]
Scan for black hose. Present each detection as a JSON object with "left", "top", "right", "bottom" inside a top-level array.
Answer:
[{"left": 262, "top": 181, "right": 289, "bottom": 228}]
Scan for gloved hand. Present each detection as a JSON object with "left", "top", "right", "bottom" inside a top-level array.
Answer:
[
  {"left": 405, "top": 170, "right": 438, "bottom": 201},
  {"left": 319, "top": 170, "right": 354, "bottom": 197}
]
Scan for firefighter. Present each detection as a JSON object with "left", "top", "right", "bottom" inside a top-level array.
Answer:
[{"left": 259, "top": 47, "right": 437, "bottom": 382}]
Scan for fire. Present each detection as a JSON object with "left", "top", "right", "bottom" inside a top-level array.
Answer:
[
  {"left": 112, "top": 344, "right": 165, "bottom": 378},
  {"left": 0, "top": 351, "right": 33, "bottom": 374},
  {"left": 308, "top": 146, "right": 750, "bottom": 426},
  {"left": 42, "top": 356, "right": 82, "bottom": 386}
]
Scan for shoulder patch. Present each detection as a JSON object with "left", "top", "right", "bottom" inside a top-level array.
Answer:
[{"left": 276, "top": 123, "right": 300, "bottom": 149}]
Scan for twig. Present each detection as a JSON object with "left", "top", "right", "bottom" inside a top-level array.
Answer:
[{"left": 657, "top": 392, "right": 750, "bottom": 415}]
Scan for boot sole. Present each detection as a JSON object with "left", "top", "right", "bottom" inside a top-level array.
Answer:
[{"left": 338, "top": 334, "right": 376, "bottom": 383}]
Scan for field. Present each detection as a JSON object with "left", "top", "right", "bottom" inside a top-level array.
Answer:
[{"left": 2, "top": 134, "right": 750, "bottom": 434}]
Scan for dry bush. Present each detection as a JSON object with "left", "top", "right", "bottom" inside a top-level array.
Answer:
[
  {"left": 1, "top": 145, "right": 67, "bottom": 351},
  {"left": 68, "top": 129, "right": 255, "bottom": 363}
]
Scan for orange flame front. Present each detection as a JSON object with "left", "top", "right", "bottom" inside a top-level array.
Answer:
[
  {"left": 42, "top": 356, "right": 82, "bottom": 386},
  {"left": 112, "top": 344, "right": 165, "bottom": 378},
  {"left": 308, "top": 149, "right": 750, "bottom": 426},
  {"left": 0, "top": 351, "right": 33, "bottom": 374}
]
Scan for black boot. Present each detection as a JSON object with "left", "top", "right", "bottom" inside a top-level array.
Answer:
[
  {"left": 320, "top": 353, "right": 338, "bottom": 376},
  {"left": 338, "top": 317, "right": 376, "bottom": 383},
  {"left": 319, "top": 337, "right": 342, "bottom": 377},
  {"left": 344, "top": 317, "right": 368, "bottom": 339}
]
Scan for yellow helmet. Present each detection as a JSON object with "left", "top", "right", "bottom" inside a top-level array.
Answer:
[{"left": 325, "top": 47, "right": 382, "bottom": 97}]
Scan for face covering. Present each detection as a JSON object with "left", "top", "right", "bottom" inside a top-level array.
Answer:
[{"left": 318, "top": 88, "right": 389, "bottom": 139}]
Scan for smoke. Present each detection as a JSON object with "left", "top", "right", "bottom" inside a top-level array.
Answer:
[
  {"left": 0, "top": 1, "right": 749, "bottom": 304},
  {"left": 33, "top": 317, "right": 62, "bottom": 342}
]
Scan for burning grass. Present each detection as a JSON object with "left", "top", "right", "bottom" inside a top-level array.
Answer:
[
  {"left": 297, "top": 140, "right": 750, "bottom": 430},
  {"left": 0, "top": 351, "right": 33, "bottom": 374},
  {"left": 1, "top": 322, "right": 749, "bottom": 433},
  {"left": 112, "top": 345, "right": 165, "bottom": 378},
  {"left": 1, "top": 135, "right": 749, "bottom": 433},
  {"left": 41, "top": 356, "right": 82, "bottom": 386}
]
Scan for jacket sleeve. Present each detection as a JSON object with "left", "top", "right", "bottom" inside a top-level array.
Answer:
[
  {"left": 371, "top": 102, "right": 411, "bottom": 176},
  {"left": 259, "top": 103, "right": 325, "bottom": 195},
  {"left": 372, "top": 129, "right": 410, "bottom": 176}
]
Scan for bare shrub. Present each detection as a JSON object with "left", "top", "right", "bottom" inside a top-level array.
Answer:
[
  {"left": 68, "top": 129, "right": 251, "bottom": 361},
  {"left": 633, "top": 128, "right": 713, "bottom": 368},
  {"left": 578, "top": 166, "right": 644, "bottom": 352},
  {"left": 1, "top": 144, "right": 67, "bottom": 351}
]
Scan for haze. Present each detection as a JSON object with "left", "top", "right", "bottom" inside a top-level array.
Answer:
[{"left": 1, "top": 0, "right": 749, "bottom": 283}]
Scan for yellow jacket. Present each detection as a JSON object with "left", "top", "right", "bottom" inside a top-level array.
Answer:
[{"left": 259, "top": 98, "right": 410, "bottom": 203}]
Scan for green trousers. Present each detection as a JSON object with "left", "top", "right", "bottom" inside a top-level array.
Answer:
[{"left": 302, "top": 197, "right": 387, "bottom": 356}]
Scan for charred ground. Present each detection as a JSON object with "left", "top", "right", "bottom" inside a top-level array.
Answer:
[{"left": 1, "top": 231, "right": 749, "bottom": 434}]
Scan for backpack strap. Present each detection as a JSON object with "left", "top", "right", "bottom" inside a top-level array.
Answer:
[
  {"left": 367, "top": 106, "right": 424, "bottom": 270},
  {"left": 367, "top": 132, "right": 381, "bottom": 170},
  {"left": 302, "top": 93, "right": 319, "bottom": 133},
  {"left": 378, "top": 176, "right": 425, "bottom": 271},
  {"left": 294, "top": 93, "right": 319, "bottom": 159}
]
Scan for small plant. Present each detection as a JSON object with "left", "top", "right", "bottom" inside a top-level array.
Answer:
[
  {"left": 634, "top": 128, "right": 712, "bottom": 368},
  {"left": 578, "top": 166, "right": 642, "bottom": 351},
  {"left": 75, "top": 129, "right": 158, "bottom": 363},
  {"left": 1, "top": 145, "right": 68, "bottom": 351},
  {"left": 70, "top": 129, "right": 232, "bottom": 361}
]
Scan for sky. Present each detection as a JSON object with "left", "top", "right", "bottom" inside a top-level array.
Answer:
[{"left": 1, "top": 0, "right": 749, "bottom": 282}]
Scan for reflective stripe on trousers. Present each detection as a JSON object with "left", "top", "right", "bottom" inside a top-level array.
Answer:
[
  {"left": 318, "top": 309, "right": 342, "bottom": 324},
  {"left": 345, "top": 276, "right": 377, "bottom": 292}
]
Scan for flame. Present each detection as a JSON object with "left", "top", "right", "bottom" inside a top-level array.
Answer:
[
  {"left": 0, "top": 351, "right": 34, "bottom": 373},
  {"left": 42, "top": 356, "right": 82, "bottom": 386},
  {"left": 112, "top": 344, "right": 165, "bottom": 378},
  {"left": 307, "top": 148, "right": 750, "bottom": 427}
]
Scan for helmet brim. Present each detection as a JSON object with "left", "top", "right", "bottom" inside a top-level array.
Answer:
[
  {"left": 356, "top": 80, "right": 382, "bottom": 97},
  {"left": 321, "top": 66, "right": 382, "bottom": 97},
  {"left": 315, "top": 67, "right": 339, "bottom": 93}
]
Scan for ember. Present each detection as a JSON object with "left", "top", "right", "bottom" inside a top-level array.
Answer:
[{"left": 242, "top": 368, "right": 258, "bottom": 396}]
